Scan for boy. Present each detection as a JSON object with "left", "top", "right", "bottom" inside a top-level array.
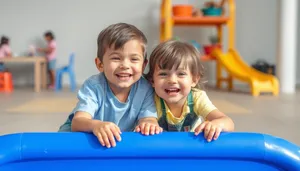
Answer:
[{"left": 59, "top": 23, "right": 162, "bottom": 148}]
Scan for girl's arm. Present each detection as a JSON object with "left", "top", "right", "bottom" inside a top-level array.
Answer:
[
  {"left": 4, "top": 45, "right": 12, "bottom": 57},
  {"left": 194, "top": 109, "right": 234, "bottom": 142},
  {"left": 38, "top": 47, "right": 54, "bottom": 53},
  {"left": 206, "top": 109, "right": 234, "bottom": 132}
]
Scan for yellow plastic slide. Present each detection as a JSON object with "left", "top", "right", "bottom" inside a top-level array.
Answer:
[{"left": 213, "top": 48, "right": 279, "bottom": 96}]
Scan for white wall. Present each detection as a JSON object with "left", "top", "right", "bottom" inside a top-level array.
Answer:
[
  {"left": 297, "top": 0, "right": 300, "bottom": 84},
  {"left": 0, "top": 0, "right": 298, "bottom": 87}
]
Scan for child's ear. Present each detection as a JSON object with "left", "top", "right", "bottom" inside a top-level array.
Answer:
[
  {"left": 150, "top": 79, "right": 155, "bottom": 87},
  {"left": 142, "top": 58, "right": 148, "bottom": 71},
  {"left": 191, "top": 75, "right": 200, "bottom": 87},
  {"left": 95, "top": 57, "right": 104, "bottom": 72}
]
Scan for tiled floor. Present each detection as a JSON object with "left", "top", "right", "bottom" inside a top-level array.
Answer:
[{"left": 0, "top": 86, "right": 299, "bottom": 145}]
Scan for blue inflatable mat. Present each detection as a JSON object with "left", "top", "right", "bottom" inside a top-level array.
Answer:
[{"left": 0, "top": 132, "right": 299, "bottom": 171}]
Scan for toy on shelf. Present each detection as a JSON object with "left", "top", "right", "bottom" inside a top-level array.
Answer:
[
  {"left": 172, "top": 5, "right": 193, "bottom": 17},
  {"left": 202, "top": 0, "right": 226, "bottom": 16},
  {"left": 190, "top": 40, "right": 201, "bottom": 51},
  {"left": 203, "top": 35, "right": 222, "bottom": 59},
  {"left": 202, "top": 7, "right": 222, "bottom": 16},
  {"left": 191, "top": 0, "right": 225, "bottom": 17}
]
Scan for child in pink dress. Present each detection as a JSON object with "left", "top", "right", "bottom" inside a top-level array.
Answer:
[
  {"left": 38, "top": 31, "right": 57, "bottom": 89},
  {"left": 0, "top": 36, "right": 12, "bottom": 71}
]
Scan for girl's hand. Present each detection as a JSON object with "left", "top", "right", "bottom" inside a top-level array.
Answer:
[
  {"left": 194, "top": 121, "right": 223, "bottom": 142},
  {"left": 134, "top": 118, "right": 163, "bottom": 135}
]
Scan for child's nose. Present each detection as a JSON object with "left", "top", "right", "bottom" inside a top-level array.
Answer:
[
  {"left": 120, "top": 60, "right": 130, "bottom": 69},
  {"left": 168, "top": 75, "right": 177, "bottom": 84}
]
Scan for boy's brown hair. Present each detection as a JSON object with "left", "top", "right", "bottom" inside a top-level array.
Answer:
[
  {"left": 97, "top": 23, "right": 147, "bottom": 62},
  {"left": 146, "top": 40, "right": 204, "bottom": 88}
]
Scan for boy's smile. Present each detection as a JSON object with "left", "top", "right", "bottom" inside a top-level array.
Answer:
[{"left": 115, "top": 72, "right": 133, "bottom": 81}]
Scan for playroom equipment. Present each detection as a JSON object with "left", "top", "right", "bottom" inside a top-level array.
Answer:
[
  {"left": 0, "top": 71, "right": 13, "bottom": 93},
  {"left": 159, "top": 0, "right": 279, "bottom": 96},
  {"left": 55, "top": 53, "right": 76, "bottom": 92},
  {"left": 0, "top": 132, "right": 299, "bottom": 171}
]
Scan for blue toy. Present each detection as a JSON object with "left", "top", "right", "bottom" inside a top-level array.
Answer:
[
  {"left": 202, "top": 7, "right": 223, "bottom": 16},
  {"left": 0, "top": 132, "right": 299, "bottom": 171},
  {"left": 190, "top": 40, "right": 201, "bottom": 51}
]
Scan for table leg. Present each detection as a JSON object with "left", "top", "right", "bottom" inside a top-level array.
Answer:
[
  {"left": 41, "top": 62, "right": 47, "bottom": 89},
  {"left": 34, "top": 62, "right": 41, "bottom": 92}
]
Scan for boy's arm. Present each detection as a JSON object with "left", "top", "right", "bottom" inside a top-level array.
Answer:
[
  {"left": 72, "top": 111, "right": 121, "bottom": 148},
  {"left": 71, "top": 79, "right": 99, "bottom": 132},
  {"left": 137, "top": 88, "right": 158, "bottom": 119},
  {"left": 71, "top": 111, "right": 101, "bottom": 132},
  {"left": 71, "top": 79, "right": 121, "bottom": 147}
]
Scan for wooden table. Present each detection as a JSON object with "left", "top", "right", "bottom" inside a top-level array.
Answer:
[{"left": 0, "top": 57, "right": 47, "bottom": 92}]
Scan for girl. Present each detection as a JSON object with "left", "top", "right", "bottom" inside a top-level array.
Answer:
[
  {"left": 38, "top": 31, "right": 57, "bottom": 89},
  {"left": 146, "top": 40, "right": 234, "bottom": 142},
  {"left": 0, "top": 36, "right": 12, "bottom": 71}
]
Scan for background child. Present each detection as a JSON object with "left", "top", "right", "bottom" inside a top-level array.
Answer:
[
  {"left": 58, "top": 23, "right": 162, "bottom": 148},
  {"left": 38, "top": 31, "right": 57, "bottom": 89},
  {"left": 145, "top": 40, "right": 234, "bottom": 142},
  {"left": 0, "top": 36, "right": 12, "bottom": 71}
]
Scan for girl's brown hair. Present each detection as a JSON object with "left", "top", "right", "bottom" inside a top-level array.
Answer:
[{"left": 146, "top": 40, "right": 204, "bottom": 88}]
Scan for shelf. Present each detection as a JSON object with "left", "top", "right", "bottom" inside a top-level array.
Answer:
[{"left": 162, "top": 16, "right": 229, "bottom": 26}]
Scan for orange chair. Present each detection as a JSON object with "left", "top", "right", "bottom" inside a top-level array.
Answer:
[{"left": 0, "top": 72, "right": 13, "bottom": 93}]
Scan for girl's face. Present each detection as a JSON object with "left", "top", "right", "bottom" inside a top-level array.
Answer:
[
  {"left": 45, "top": 36, "right": 52, "bottom": 42},
  {"left": 152, "top": 62, "right": 199, "bottom": 107}
]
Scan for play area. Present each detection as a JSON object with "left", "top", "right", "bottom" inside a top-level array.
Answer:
[
  {"left": 160, "top": 0, "right": 278, "bottom": 96},
  {"left": 0, "top": 0, "right": 299, "bottom": 170}
]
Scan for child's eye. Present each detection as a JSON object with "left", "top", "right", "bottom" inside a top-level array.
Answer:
[
  {"left": 111, "top": 57, "right": 120, "bottom": 60},
  {"left": 131, "top": 58, "right": 140, "bottom": 62},
  {"left": 178, "top": 72, "right": 187, "bottom": 76},
  {"left": 158, "top": 72, "right": 167, "bottom": 76}
]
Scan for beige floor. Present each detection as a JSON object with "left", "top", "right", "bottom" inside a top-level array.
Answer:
[{"left": 0, "top": 86, "right": 299, "bottom": 145}]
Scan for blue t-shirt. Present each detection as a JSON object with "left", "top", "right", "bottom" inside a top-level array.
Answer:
[{"left": 58, "top": 73, "right": 157, "bottom": 132}]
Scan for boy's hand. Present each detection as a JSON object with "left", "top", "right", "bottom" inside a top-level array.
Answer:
[
  {"left": 134, "top": 118, "right": 163, "bottom": 135},
  {"left": 92, "top": 121, "right": 122, "bottom": 148},
  {"left": 194, "top": 121, "right": 223, "bottom": 142}
]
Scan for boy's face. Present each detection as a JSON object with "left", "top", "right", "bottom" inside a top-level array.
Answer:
[{"left": 96, "top": 39, "right": 146, "bottom": 93}]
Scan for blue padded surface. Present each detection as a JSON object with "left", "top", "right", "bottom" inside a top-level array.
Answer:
[{"left": 0, "top": 132, "right": 299, "bottom": 171}]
